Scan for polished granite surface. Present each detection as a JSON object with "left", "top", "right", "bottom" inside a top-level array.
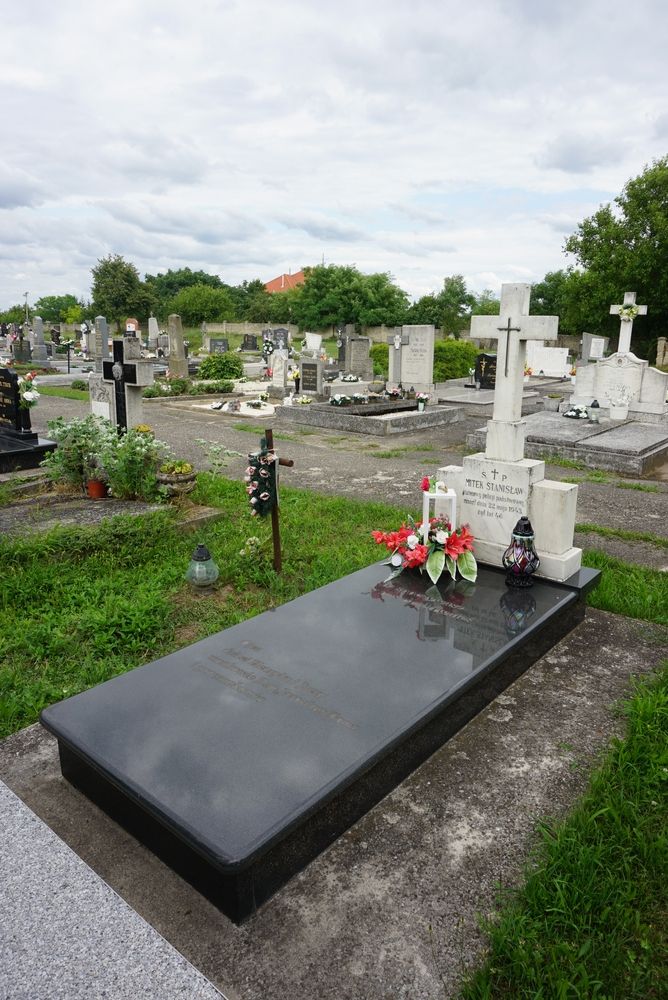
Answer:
[{"left": 42, "top": 564, "right": 577, "bottom": 872}]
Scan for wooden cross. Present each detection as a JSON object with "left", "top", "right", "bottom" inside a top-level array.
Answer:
[
  {"left": 470, "top": 284, "right": 558, "bottom": 424},
  {"left": 265, "top": 428, "right": 294, "bottom": 573},
  {"left": 609, "top": 292, "right": 647, "bottom": 355}
]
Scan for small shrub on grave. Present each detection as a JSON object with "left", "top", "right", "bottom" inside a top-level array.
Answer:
[
  {"left": 189, "top": 380, "right": 235, "bottom": 395},
  {"left": 70, "top": 379, "right": 88, "bottom": 391},
  {"left": 370, "top": 342, "right": 389, "bottom": 377},
  {"left": 41, "top": 415, "right": 117, "bottom": 489},
  {"left": 163, "top": 377, "right": 189, "bottom": 396},
  {"left": 433, "top": 340, "right": 479, "bottom": 381},
  {"left": 198, "top": 352, "right": 244, "bottom": 380},
  {"left": 100, "top": 428, "right": 169, "bottom": 501}
]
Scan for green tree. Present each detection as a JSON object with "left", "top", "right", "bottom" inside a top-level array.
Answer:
[
  {"left": 357, "top": 272, "right": 409, "bottom": 327},
  {"left": 33, "top": 294, "right": 82, "bottom": 322},
  {"left": 63, "top": 303, "right": 84, "bottom": 325},
  {"left": 91, "top": 255, "right": 157, "bottom": 329},
  {"left": 407, "top": 275, "right": 475, "bottom": 335},
  {"left": 292, "top": 265, "right": 364, "bottom": 329},
  {"left": 167, "top": 284, "right": 236, "bottom": 325},
  {"left": 564, "top": 156, "right": 668, "bottom": 354},
  {"left": 0, "top": 304, "right": 26, "bottom": 324},
  {"left": 145, "top": 268, "right": 223, "bottom": 308},
  {"left": 471, "top": 289, "right": 500, "bottom": 315}
]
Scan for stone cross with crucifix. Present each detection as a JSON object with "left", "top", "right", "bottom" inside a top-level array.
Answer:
[
  {"left": 470, "top": 283, "right": 558, "bottom": 462},
  {"left": 101, "top": 337, "right": 154, "bottom": 431},
  {"left": 609, "top": 292, "right": 647, "bottom": 355}
]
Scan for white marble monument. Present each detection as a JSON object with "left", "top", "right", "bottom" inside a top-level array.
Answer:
[
  {"left": 387, "top": 325, "right": 434, "bottom": 393},
  {"left": 438, "top": 283, "right": 581, "bottom": 582},
  {"left": 572, "top": 293, "right": 667, "bottom": 421}
]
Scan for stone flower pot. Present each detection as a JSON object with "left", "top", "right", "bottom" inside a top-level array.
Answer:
[
  {"left": 156, "top": 471, "right": 197, "bottom": 496},
  {"left": 543, "top": 395, "right": 562, "bottom": 412},
  {"left": 608, "top": 404, "right": 629, "bottom": 421}
]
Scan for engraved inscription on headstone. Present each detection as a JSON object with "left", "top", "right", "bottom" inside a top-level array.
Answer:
[
  {"left": 474, "top": 353, "right": 496, "bottom": 388},
  {"left": 0, "top": 368, "right": 21, "bottom": 431},
  {"left": 300, "top": 361, "right": 321, "bottom": 394},
  {"left": 209, "top": 338, "right": 229, "bottom": 354}
]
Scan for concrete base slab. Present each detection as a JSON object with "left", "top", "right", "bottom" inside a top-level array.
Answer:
[
  {"left": 276, "top": 401, "right": 465, "bottom": 435},
  {"left": 467, "top": 411, "right": 668, "bottom": 475}
]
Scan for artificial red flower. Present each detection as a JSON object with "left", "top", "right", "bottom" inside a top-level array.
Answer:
[
  {"left": 402, "top": 543, "right": 429, "bottom": 568},
  {"left": 421, "top": 476, "right": 430, "bottom": 491}
]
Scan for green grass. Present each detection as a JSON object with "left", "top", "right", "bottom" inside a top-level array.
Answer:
[
  {"left": 616, "top": 480, "right": 661, "bottom": 493},
  {"left": 538, "top": 453, "right": 587, "bottom": 470},
  {"left": 231, "top": 421, "right": 296, "bottom": 440},
  {"left": 460, "top": 663, "right": 668, "bottom": 1000},
  {"left": 578, "top": 523, "right": 668, "bottom": 550},
  {"left": 37, "top": 385, "right": 89, "bottom": 401},
  {"left": 373, "top": 445, "right": 441, "bottom": 459},
  {"left": 0, "top": 481, "right": 405, "bottom": 738}
]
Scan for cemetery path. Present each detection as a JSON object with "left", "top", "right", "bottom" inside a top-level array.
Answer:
[{"left": 23, "top": 395, "right": 668, "bottom": 565}]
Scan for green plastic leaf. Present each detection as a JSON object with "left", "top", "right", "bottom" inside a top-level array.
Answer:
[
  {"left": 457, "top": 550, "right": 478, "bottom": 582},
  {"left": 426, "top": 548, "right": 445, "bottom": 585},
  {"left": 445, "top": 554, "right": 457, "bottom": 580}
]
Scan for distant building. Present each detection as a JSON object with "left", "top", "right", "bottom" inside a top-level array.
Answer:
[{"left": 264, "top": 270, "right": 305, "bottom": 293}]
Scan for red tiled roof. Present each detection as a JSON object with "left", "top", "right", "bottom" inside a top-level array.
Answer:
[{"left": 264, "top": 270, "right": 305, "bottom": 293}]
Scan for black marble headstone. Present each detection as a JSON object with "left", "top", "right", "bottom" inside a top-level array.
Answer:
[
  {"left": 0, "top": 367, "right": 56, "bottom": 472},
  {"left": 41, "top": 563, "right": 598, "bottom": 923},
  {"left": 474, "top": 353, "right": 497, "bottom": 388},
  {"left": 242, "top": 335, "right": 259, "bottom": 351},
  {"left": 301, "top": 362, "right": 319, "bottom": 393},
  {"left": 209, "top": 338, "right": 229, "bottom": 354}
]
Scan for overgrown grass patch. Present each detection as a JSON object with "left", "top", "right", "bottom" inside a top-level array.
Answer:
[
  {"left": 37, "top": 385, "right": 89, "bottom": 401},
  {"left": 0, "top": 481, "right": 405, "bottom": 738},
  {"left": 460, "top": 662, "right": 668, "bottom": 1000},
  {"left": 580, "top": 550, "right": 668, "bottom": 626},
  {"left": 578, "top": 523, "right": 668, "bottom": 550}
]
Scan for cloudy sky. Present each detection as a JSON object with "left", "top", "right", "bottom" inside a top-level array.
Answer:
[{"left": 2, "top": 0, "right": 667, "bottom": 309}]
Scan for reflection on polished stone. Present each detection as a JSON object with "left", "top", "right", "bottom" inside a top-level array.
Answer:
[{"left": 42, "top": 562, "right": 590, "bottom": 922}]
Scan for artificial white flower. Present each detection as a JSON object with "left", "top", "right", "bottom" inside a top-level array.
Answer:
[
  {"left": 406, "top": 533, "right": 419, "bottom": 549},
  {"left": 435, "top": 530, "right": 448, "bottom": 544}
]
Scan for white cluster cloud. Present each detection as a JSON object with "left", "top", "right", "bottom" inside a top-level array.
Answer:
[{"left": 1, "top": 0, "right": 667, "bottom": 307}]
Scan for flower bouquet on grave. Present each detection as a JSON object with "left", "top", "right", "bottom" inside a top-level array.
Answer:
[
  {"left": 245, "top": 448, "right": 277, "bottom": 517},
  {"left": 619, "top": 304, "right": 639, "bottom": 322},
  {"left": 523, "top": 365, "right": 533, "bottom": 377},
  {"left": 17, "top": 371, "right": 40, "bottom": 409},
  {"left": 372, "top": 514, "right": 477, "bottom": 585},
  {"left": 562, "top": 403, "right": 590, "bottom": 419},
  {"left": 330, "top": 393, "right": 352, "bottom": 406},
  {"left": 341, "top": 373, "right": 360, "bottom": 382}
]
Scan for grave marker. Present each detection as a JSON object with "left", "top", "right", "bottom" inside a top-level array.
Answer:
[
  {"left": 300, "top": 358, "right": 323, "bottom": 395},
  {"left": 93, "top": 316, "right": 110, "bottom": 373},
  {"left": 609, "top": 292, "right": 646, "bottom": 355},
  {"left": 0, "top": 366, "right": 56, "bottom": 471},
  {"left": 440, "top": 283, "right": 581, "bottom": 582},
  {"left": 387, "top": 325, "right": 434, "bottom": 391},
  {"left": 167, "top": 314, "right": 188, "bottom": 378},
  {"left": 147, "top": 316, "right": 159, "bottom": 351},
  {"left": 102, "top": 339, "right": 154, "bottom": 431},
  {"left": 31, "top": 316, "right": 49, "bottom": 366},
  {"left": 208, "top": 338, "right": 230, "bottom": 354}
]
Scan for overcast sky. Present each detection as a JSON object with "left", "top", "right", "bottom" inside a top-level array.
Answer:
[{"left": 1, "top": 0, "right": 667, "bottom": 309}]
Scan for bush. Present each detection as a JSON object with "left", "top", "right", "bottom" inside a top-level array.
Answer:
[
  {"left": 433, "top": 340, "right": 479, "bottom": 381},
  {"left": 70, "top": 379, "right": 88, "bottom": 391},
  {"left": 198, "top": 353, "right": 244, "bottom": 380},
  {"left": 41, "top": 416, "right": 117, "bottom": 489},
  {"left": 190, "top": 380, "right": 235, "bottom": 395},
  {"left": 370, "top": 342, "right": 389, "bottom": 377},
  {"left": 100, "top": 428, "right": 168, "bottom": 501}
]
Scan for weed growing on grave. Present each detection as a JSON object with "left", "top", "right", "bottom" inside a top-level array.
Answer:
[
  {"left": 231, "top": 422, "right": 296, "bottom": 440},
  {"left": 580, "top": 550, "right": 668, "bottom": 626},
  {"left": 615, "top": 480, "right": 661, "bottom": 492},
  {"left": 578, "top": 523, "right": 668, "bottom": 550}
]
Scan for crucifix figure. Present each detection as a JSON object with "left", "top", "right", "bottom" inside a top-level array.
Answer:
[
  {"left": 102, "top": 338, "right": 153, "bottom": 432},
  {"left": 387, "top": 329, "right": 410, "bottom": 386},
  {"left": 609, "top": 292, "right": 647, "bottom": 355},
  {"left": 470, "top": 284, "right": 558, "bottom": 462},
  {"left": 470, "top": 284, "right": 558, "bottom": 426}
]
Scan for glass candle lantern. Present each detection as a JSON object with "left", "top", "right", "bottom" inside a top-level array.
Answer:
[
  {"left": 185, "top": 543, "right": 219, "bottom": 593},
  {"left": 502, "top": 517, "right": 540, "bottom": 588}
]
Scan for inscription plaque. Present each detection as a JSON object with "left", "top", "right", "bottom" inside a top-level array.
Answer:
[{"left": 300, "top": 361, "right": 320, "bottom": 394}]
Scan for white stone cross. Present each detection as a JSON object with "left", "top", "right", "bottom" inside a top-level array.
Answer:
[
  {"left": 609, "top": 292, "right": 647, "bottom": 355},
  {"left": 470, "top": 283, "right": 558, "bottom": 424}
]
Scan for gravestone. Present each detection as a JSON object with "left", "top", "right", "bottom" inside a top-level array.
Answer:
[
  {"left": 31, "top": 316, "right": 49, "bottom": 366},
  {"left": 88, "top": 375, "right": 115, "bottom": 423},
  {"left": 41, "top": 560, "right": 597, "bottom": 923},
  {"left": 242, "top": 334, "right": 259, "bottom": 351},
  {"left": 125, "top": 317, "right": 140, "bottom": 338},
  {"left": 525, "top": 342, "right": 570, "bottom": 377},
  {"left": 272, "top": 352, "right": 289, "bottom": 389},
  {"left": 157, "top": 333, "right": 169, "bottom": 356},
  {"left": 0, "top": 367, "right": 56, "bottom": 471},
  {"left": 439, "top": 283, "right": 582, "bottom": 582},
  {"left": 273, "top": 328, "right": 289, "bottom": 351},
  {"left": 610, "top": 291, "right": 646, "bottom": 355},
  {"left": 101, "top": 339, "right": 154, "bottom": 431},
  {"left": 208, "top": 338, "right": 229, "bottom": 355},
  {"left": 167, "top": 314, "right": 188, "bottom": 378},
  {"left": 387, "top": 325, "right": 434, "bottom": 392},
  {"left": 581, "top": 332, "right": 608, "bottom": 362},
  {"left": 474, "top": 353, "right": 496, "bottom": 388},
  {"left": 572, "top": 295, "right": 667, "bottom": 419},
  {"left": 93, "top": 316, "right": 110, "bottom": 374},
  {"left": 304, "top": 332, "right": 323, "bottom": 356},
  {"left": 13, "top": 332, "right": 31, "bottom": 363},
  {"left": 147, "top": 316, "right": 159, "bottom": 352},
  {"left": 343, "top": 336, "right": 373, "bottom": 380},
  {"left": 300, "top": 358, "right": 323, "bottom": 395}
]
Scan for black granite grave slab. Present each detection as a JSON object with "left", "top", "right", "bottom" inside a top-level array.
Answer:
[{"left": 41, "top": 563, "right": 598, "bottom": 923}]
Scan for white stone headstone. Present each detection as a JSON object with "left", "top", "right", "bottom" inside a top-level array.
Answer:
[
  {"left": 304, "top": 332, "right": 322, "bottom": 354},
  {"left": 525, "top": 342, "right": 570, "bottom": 377},
  {"left": 167, "top": 314, "right": 188, "bottom": 378},
  {"left": 147, "top": 316, "right": 159, "bottom": 349},
  {"left": 609, "top": 292, "right": 647, "bottom": 355}
]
